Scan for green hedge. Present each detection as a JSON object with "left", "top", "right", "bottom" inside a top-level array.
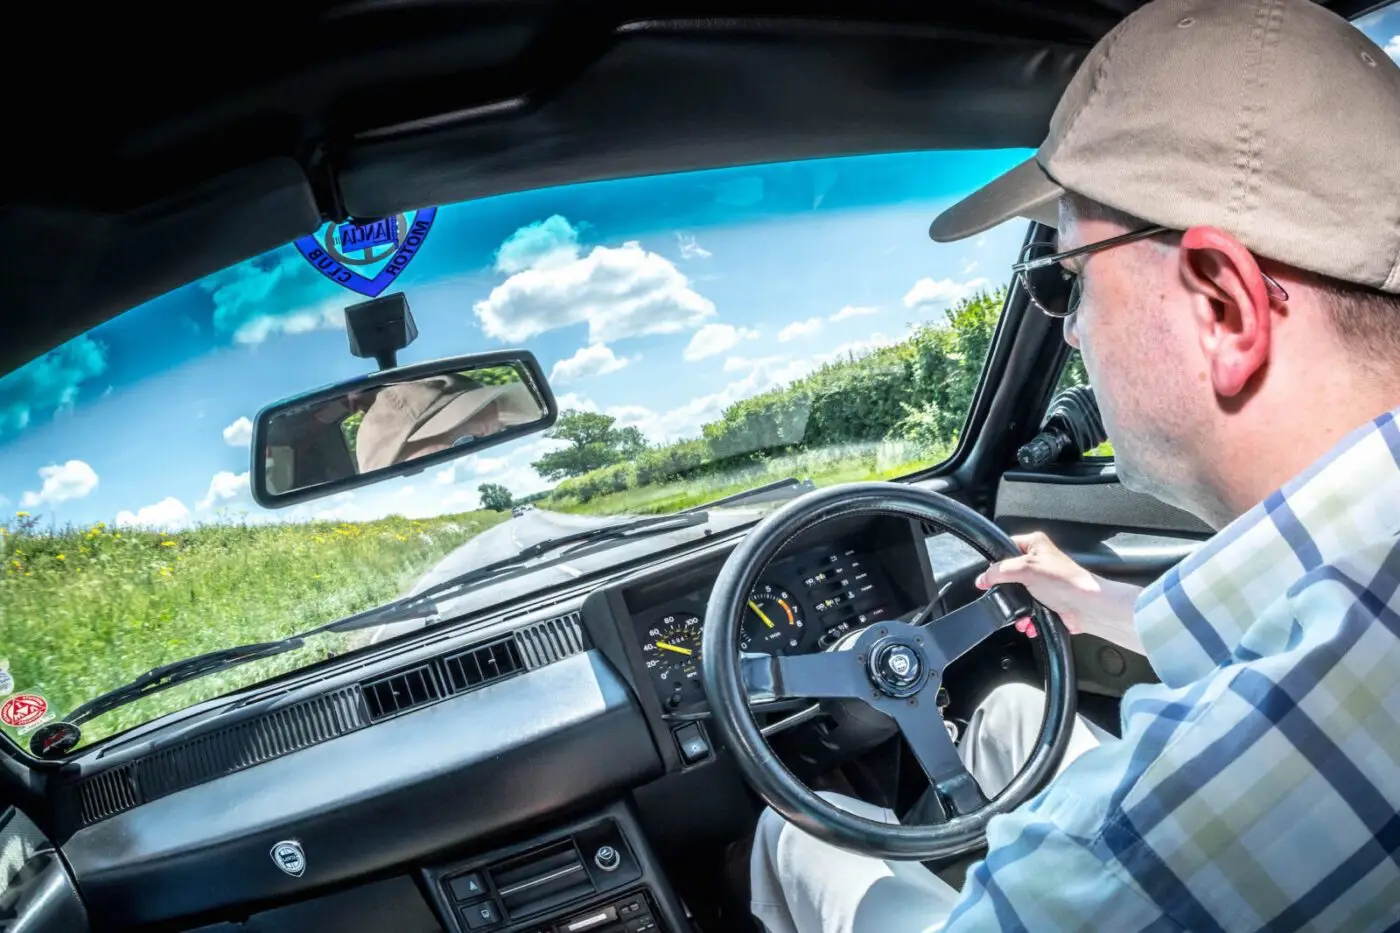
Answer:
[{"left": 548, "top": 288, "right": 1005, "bottom": 506}]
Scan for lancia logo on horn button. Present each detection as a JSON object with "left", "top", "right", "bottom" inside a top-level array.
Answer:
[
  {"left": 888, "top": 653, "right": 912, "bottom": 678},
  {"left": 271, "top": 840, "right": 306, "bottom": 877}
]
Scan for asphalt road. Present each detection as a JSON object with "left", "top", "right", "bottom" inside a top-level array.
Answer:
[
  {"left": 365, "top": 506, "right": 764, "bottom": 643},
  {"left": 408, "top": 508, "right": 619, "bottom": 595}
]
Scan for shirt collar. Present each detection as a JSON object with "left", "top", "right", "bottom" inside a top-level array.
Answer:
[{"left": 1134, "top": 408, "right": 1400, "bottom": 687}]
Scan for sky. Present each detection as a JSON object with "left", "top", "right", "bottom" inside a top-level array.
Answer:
[{"left": 2, "top": 6, "right": 1396, "bottom": 532}]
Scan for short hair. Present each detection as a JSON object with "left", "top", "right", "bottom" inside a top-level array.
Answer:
[{"left": 1063, "top": 193, "right": 1400, "bottom": 362}]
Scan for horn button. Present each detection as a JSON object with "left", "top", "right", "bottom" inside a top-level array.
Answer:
[{"left": 867, "top": 637, "right": 930, "bottom": 698}]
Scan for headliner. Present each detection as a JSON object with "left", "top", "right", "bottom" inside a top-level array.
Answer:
[{"left": 1, "top": 0, "right": 1383, "bottom": 376}]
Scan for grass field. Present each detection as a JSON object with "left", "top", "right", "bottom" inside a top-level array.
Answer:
[
  {"left": 544, "top": 440, "right": 953, "bottom": 516},
  {"left": 0, "top": 510, "right": 504, "bottom": 748}
]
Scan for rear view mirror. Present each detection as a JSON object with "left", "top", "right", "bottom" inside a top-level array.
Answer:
[{"left": 251, "top": 351, "right": 556, "bottom": 508}]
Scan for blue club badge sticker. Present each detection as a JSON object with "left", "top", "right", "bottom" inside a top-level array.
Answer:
[
  {"left": 294, "top": 208, "right": 438, "bottom": 297},
  {"left": 0, "top": 660, "right": 13, "bottom": 697}
]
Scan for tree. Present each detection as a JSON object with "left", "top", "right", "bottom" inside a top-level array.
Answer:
[
  {"left": 478, "top": 483, "right": 514, "bottom": 511},
  {"left": 531, "top": 410, "right": 651, "bottom": 480}
]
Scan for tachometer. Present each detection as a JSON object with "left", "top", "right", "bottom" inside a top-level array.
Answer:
[
  {"left": 741, "top": 582, "right": 805, "bottom": 654},
  {"left": 641, "top": 613, "right": 704, "bottom": 686}
]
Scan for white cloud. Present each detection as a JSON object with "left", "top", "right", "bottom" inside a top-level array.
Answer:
[
  {"left": 396, "top": 485, "right": 417, "bottom": 498},
  {"left": 232, "top": 300, "right": 345, "bottom": 346},
  {"left": 1386, "top": 36, "right": 1400, "bottom": 61},
  {"left": 435, "top": 466, "right": 457, "bottom": 486},
  {"left": 222, "top": 416, "right": 253, "bottom": 447},
  {"left": 974, "top": 235, "right": 988, "bottom": 249},
  {"left": 116, "top": 497, "right": 190, "bottom": 530},
  {"left": 677, "top": 233, "right": 712, "bottom": 260},
  {"left": 684, "top": 323, "right": 758, "bottom": 362},
  {"left": 494, "top": 215, "right": 581, "bottom": 274},
  {"left": 778, "top": 317, "right": 825, "bottom": 342},
  {"left": 829, "top": 305, "right": 879, "bottom": 323},
  {"left": 903, "top": 276, "right": 991, "bottom": 312},
  {"left": 960, "top": 259, "right": 980, "bottom": 275},
  {"left": 550, "top": 344, "right": 631, "bottom": 384},
  {"left": 554, "top": 392, "right": 598, "bottom": 413},
  {"left": 723, "top": 354, "right": 784, "bottom": 374},
  {"left": 474, "top": 237, "right": 716, "bottom": 344},
  {"left": 20, "top": 460, "right": 99, "bottom": 507},
  {"left": 444, "top": 488, "right": 482, "bottom": 511},
  {"left": 197, "top": 470, "right": 250, "bottom": 510}
]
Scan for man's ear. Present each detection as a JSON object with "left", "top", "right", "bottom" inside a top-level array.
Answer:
[{"left": 1178, "top": 226, "right": 1274, "bottom": 398}]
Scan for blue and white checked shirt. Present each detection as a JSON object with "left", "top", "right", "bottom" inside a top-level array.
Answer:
[{"left": 946, "top": 408, "right": 1400, "bottom": 931}]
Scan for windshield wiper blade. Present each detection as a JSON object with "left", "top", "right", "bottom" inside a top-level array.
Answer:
[
  {"left": 64, "top": 640, "right": 305, "bottom": 727},
  {"left": 512, "top": 511, "right": 709, "bottom": 560}
]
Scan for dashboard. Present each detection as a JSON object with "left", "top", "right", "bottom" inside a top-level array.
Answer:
[{"left": 620, "top": 515, "right": 927, "bottom": 714}]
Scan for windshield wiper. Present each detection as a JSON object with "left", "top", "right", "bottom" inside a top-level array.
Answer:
[
  {"left": 59, "top": 511, "right": 712, "bottom": 733},
  {"left": 507, "top": 511, "right": 709, "bottom": 561}
]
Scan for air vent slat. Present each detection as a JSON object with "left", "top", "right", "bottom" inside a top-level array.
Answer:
[
  {"left": 362, "top": 663, "right": 443, "bottom": 721},
  {"left": 515, "top": 612, "right": 586, "bottom": 668},
  {"left": 441, "top": 636, "right": 524, "bottom": 695}
]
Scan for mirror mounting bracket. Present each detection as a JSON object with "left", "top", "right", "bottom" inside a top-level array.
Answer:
[{"left": 346, "top": 292, "right": 418, "bottom": 371}]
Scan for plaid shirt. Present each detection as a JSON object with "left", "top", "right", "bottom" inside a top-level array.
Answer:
[{"left": 945, "top": 408, "right": 1400, "bottom": 932}]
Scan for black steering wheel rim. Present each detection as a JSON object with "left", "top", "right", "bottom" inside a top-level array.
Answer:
[{"left": 701, "top": 481, "right": 1077, "bottom": 861}]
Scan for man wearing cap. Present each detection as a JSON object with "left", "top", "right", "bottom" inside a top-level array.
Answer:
[
  {"left": 355, "top": 374, "right": 539, "bottom": 473},
  {"left": 750, "top": 0, "right": 1400, "bottom": 929}
]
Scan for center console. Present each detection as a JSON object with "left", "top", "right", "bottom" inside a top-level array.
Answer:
[{"left": 422, "top": 802, "right": 689, "bottom": 933}]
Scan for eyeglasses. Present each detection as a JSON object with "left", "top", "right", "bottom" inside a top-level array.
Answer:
[{"left": 1011, "top": 224, "right": 1290, "bottom": 319}]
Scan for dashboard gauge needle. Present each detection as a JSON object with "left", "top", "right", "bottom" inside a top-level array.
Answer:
[
  {"left": 655, "top": 641, "right": 693, "bottom": 656},
  {"left": 748, "top": 600, "right": 776, "bottom": 629}
]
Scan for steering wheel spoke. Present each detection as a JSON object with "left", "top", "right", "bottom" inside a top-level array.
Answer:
[
  {"left": 892, "top": 702, "right": 989, "bottom": 817},
  {"left": 919, "top": 584, "right": 1032, "bottom": 666},
  {"left": 742, "top": 650, "right": 865, "bottom": 702}
]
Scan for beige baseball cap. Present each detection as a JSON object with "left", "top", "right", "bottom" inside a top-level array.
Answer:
[
  {"left": 355, "top": 374, "right": 541, "bottom": 472},
  {"left": 929, "top": 0, "right": 1400, "bottom": 294}
]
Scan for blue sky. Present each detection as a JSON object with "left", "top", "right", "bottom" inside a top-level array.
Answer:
[{"left": 2, "top": 6, "right": 1396, "bottom": 531}]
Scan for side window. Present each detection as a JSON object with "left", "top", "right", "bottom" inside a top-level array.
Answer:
[{"left": 1053, "top": 350, "right": 1114, "bottom": 459}]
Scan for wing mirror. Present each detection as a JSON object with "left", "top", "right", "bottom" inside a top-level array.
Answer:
[{"left": 250, "top": 351, "right": 556, "bottom": 508}]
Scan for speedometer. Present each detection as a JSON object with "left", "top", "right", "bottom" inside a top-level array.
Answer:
[
  {"left": 641, "top": 613, "right": 703, "bottom": 685},
  {"left": 741, "top": 583, "right": 805, "bottom": 654}
]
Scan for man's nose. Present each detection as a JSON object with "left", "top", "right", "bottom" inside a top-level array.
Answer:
[{"left": 1062, "top": 312, "right": 1081, "bottom": 349}]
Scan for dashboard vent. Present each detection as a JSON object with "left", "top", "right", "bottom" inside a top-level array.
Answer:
[
  {"left": 442, "top": 638, "right": 523, "bottom": 694},
  {"left": 362, "top": 663, "right": 443, "bottom": 721},
  {"left": 64, "top": 617, "right": 581, "bottom": 830},
  {"left": 515, "top": 612, "right": 586, "bottom": 668},
  {"left": 489, "top": 839, "right": 595, "bottom": 920},
  {"left": 70, "top": 685, "right": 368, "bottom": 828},
  {"left": 75, "top": 765, "right": 138, "bottom": 825}
]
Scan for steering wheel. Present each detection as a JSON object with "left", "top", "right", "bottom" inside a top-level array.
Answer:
[{"left": 701, "top": 481, "right": 1077, "bottom": 861}]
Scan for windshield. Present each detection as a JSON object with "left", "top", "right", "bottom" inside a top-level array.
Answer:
[{"left": 0, "top": 149, "right": 1033, "bottom": 749}]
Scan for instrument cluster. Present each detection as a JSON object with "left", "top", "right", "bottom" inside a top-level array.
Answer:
[{"left": 634, "top": 540, "right": 901, "bottom": 712}]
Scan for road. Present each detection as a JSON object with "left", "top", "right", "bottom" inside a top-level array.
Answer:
[
  {"left": 408, "top": 509, "right": 619, "bottom": 595},
  {"left": 366, "top": 506, "right": 764, "bottom": 643}
]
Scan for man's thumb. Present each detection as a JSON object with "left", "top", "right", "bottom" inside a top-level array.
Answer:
[{"left": 976, "top": 555, "right": 1030, "bottom": 589}]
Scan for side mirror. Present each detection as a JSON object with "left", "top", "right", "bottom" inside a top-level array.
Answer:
[{"left": 251, "top": 351, "right": 556, "bottom": 508}]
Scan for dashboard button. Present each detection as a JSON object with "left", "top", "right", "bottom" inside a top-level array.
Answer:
[
  {"left": 462, "top": 900, "right": 501, "bottom": 929},
  {"left": 675, "top": 723, "right": 710, "bottom": 764},
  {"left": 448, "top": 871, "right": 487, "bottom": 901}
]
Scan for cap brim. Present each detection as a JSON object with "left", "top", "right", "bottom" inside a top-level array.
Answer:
[
  {"left": 408, "top": 382, "right": 540, "bottom": 443},
  {"left": 928, "top": 157, "right": 1064, "bottom": 242}
]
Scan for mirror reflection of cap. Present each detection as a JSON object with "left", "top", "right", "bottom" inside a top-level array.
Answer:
[{"left": 355, "top": 374, "right": 538, "bottom": 472}]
